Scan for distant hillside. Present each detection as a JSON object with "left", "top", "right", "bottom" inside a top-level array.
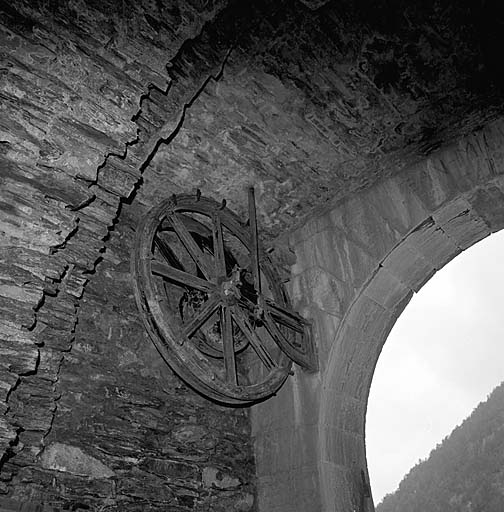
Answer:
[{"left": 376, "top": 381, "right": 504, "bottom": 512}]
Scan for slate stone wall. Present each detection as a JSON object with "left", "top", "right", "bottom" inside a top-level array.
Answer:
[
  {"left": 3, "top": 221, "right": 255, "bottom": 510},
  {"left": 0, "top": 1, "right": 259, "bottom": 509},
  {"left": 253, "top": 118, "right": 504, "bottom": 512}
]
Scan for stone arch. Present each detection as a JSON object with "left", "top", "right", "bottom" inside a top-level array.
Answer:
[
  {"left": 252, "top": 118, "right": 504, "bottom": 512},
  {"left": 319, "top": 124, "right": 504, "bottom": 510}
]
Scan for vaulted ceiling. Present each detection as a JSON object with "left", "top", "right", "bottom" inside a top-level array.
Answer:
[
  {"left": 131, "top": 0, "right": 504, "bottom": 239},
  {"left": 3, "top": 0, "right": 504, "bottom": 242}
]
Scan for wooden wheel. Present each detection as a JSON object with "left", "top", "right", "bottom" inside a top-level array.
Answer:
[{"left": 132, "top": 191, "right": 315, "bottom": 405}]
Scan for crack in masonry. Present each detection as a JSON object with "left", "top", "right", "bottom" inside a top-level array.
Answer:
[
  {"left": 39, "top": 15, "right": 236, "bottom": 274},
  {"left": 91, "top": 59, "right": 177, "bottom": 190},
  {"left": 92, "top": 28, "right": 234, "bottom": 192},
  {"left": 1, "top": 260, "right": 76, "bottom": 469},
  {"left": 0, "top": 267, "right": 78, "bottom": 473},
  {"left": 0, "top": 376, "right": 22, "bottom": 472},
  {"left": 0, "top": 7, "right": 240, "bottom": 496},
  {"left": 49, "top": 219, "right": 80, "bottom": 256},
  {"left": 38, "top": 297, "right": 78, "bottom": 459},
  {"left": 131, "top": 45, "right": 234, "bottom": 194},
  {"left": 0, "top": 426, "right": 23, "bottom": 474},
  {"left": 65, "top": 193, "right": 96, "bottom": 212},
  {"left": 21, "top": 43, "right": 235, "bottom": 471},
  {"left": 0, "top": 356, "right": 40, "bottom": 473},
  {"left": 32, "top": 59, "right": 172, "bottom": 264},
  {"left": 44, "top": 48, "right": 189, "bottom": 264}
]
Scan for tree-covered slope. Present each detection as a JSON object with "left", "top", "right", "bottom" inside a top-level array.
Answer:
[{"left": 377, "top": 381, "right": 504, "bottom": 512}]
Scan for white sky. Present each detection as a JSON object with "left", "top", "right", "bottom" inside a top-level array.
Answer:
[{"left": 366, "top": 229, "right": 504, "bottom": 505}]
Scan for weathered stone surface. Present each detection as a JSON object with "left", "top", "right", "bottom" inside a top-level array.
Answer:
[
  {"left": 381, "top": 242, "right": 436, "bottom": 292},
  {"left": 202, "top": 466, "right": 241, "bottom": 489},
  {"left": 0, "top": 2, "right": 252, "bottom": 505},
  {"left": 40, "top": 443, "right": 115, "bottom": 478},
  {"left": 290, "top": 266, "right": 354, "bottom": 316},
  {"left": 255, "top": 424, "right": 319, "bottom": 476},
  {"left": 257, "top": 464, "right": 320, "bottom": 512},
  {"left": 2, "top": 222, "right": 257, "bottom": 509},
  {"left": 468, "top": 179, "right": 504, "bottom": 232},
  {"left": 291, "top": 227, "right": 378, "bottom": 288},
  {"left": 363, "top": 266, "right": 412, "bottom": 310}
]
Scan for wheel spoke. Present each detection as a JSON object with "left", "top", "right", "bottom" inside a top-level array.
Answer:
[
  {"left": 182, "top": 293, "right": 221, "bottom": 338},
  {"left": 154, "top": 235, "right": 184, "bottom": 270},
  {"left": 248, "top": 187, "right": 262, "bottom": 295},
  {"left": 151, "top": 260, "right": 214, "bottom": 293},
  {"left": 263, "top": 299, "right": 306, "bottom": 334},
  {"left": 232, "top": 306, "right": 276, "bottom": 371},
  {"left": 221, "top": 305, "right": 237, "bottom": 385},
  {"left": 262, "top": 309, "right": 300, "bottom": 348},
  {"left": 212, "top": 213, "right": 226, "bottom": 278},
  {"left": 168, "top": 213, "right": 213, "bottom": 279}
]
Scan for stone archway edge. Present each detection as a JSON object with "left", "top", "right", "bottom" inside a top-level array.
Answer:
[
  {"left": 319, "top": 119, "right": 504, "bottom": 511},
  {"left": 252, "top": 116, "right": 504, "bottom": 511}
]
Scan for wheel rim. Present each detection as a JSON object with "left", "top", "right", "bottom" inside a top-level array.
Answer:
[{"left": 132, "top": 194, "right": 293, "bottom": 405}]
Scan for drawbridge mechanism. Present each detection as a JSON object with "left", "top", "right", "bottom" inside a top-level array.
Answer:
[{"left": 131, "top": 188, "right": 317, "bottom": 405}]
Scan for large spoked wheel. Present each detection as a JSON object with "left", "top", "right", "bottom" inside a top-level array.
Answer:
[{"left": 132, "top": 193, "right": 299, "bottom": 405}]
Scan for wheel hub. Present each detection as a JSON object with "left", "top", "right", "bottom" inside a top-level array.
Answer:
[{"left": 220, "top": 266, "right": 242, "bottom": 304}]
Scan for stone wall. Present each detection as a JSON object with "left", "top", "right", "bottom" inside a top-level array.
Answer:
[
  {"left": 0, "top": 0, "right": 261, "bottom": 509},
  {"left": 4, "top": 220, "right": 255, "bottom": 510}
]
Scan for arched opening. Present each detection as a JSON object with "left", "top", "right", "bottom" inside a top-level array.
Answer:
[
  {"left": 318, "top": 202, "right": 503, "bottom": 509},
  {"left": 316, "top": 120, "right": 504, "bottom": 511},
  {"left": 366, "top": 229, "right": 504, "bottom": 504},
  {"left": 250, "top": 120, "right": 504, "bottom": 512}
]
